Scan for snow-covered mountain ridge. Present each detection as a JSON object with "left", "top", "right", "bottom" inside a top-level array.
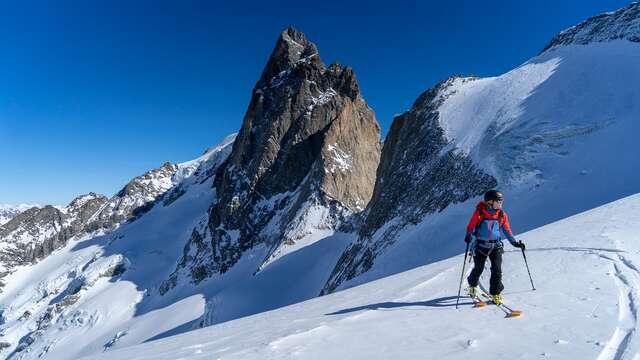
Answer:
[
  {"left": 0, "top": 135, "right": 235, "bottom": 358},
  {"left": 0, "top": 205, "right": 39, "bottom": 226},
  {"left": 541, "top": 2, "right": 640, "bottom": 53}
]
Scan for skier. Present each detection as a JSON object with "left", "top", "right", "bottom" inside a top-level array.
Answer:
[{"left": 465, "top": 190, "right": 525, "bottom": 305}]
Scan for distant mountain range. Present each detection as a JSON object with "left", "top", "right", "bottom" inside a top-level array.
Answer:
[{"left": 0, "top": 204, "right": 40, "bottom": 225}]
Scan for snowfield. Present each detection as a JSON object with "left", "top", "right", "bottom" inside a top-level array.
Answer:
[
  {"left": 436, "top": 40, "right": 639, "bottom": 191},
  {"left": 88, "top": 193, "right": 640, "bottom": 360}
]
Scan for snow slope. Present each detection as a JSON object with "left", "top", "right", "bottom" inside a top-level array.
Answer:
[
  {"left": 89, "top": 193, "right": 640, "bottom": 360},
  {"left": 0, "top": 132, "right": 355, "bottom": 359},
  {"left": 0, "top": 136, "right": 236, "bottom": 359},
  {"left": 436, "top": 41, "right": 639, "bottom": 191},
  {"left": 325, "top": 38, "right": 640, "bottom": 293}
]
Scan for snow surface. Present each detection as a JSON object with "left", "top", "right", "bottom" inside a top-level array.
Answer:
[
  {"left": 542, "top": 2, "right": 640, "bottom": 53},
  {"left": 326, "top": 144, "right": 353, "bottom": 174},
  {"left": 436, "top": 41, "right": 639, "bottom": 191},
  {"left": 88, "top": 193, "right": 640, "bottom": 360}
]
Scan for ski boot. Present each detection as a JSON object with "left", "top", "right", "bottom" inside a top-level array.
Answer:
[
  {"left": 468, "top": 286, "right": 478, "bottom": 298},
  {"left": 491, "top": 294, "right": 503, "bottom": 305}
]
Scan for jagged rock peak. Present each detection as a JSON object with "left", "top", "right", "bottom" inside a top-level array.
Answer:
[
  {"left": 258, "top": 27, "right": 322, "bottom": 85},
  {"left": 66, "top": 192, "right": 108, "bottom": 210},
  {"left": 161, "top": 27, "right": 381, "bottom": 287},
  {"left": 541, "top": 2, "right": 640, "bottom": 53}
]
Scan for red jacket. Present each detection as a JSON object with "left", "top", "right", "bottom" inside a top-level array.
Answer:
[{"left": 466, "top": 201, "right": 517, "bottom": 246}]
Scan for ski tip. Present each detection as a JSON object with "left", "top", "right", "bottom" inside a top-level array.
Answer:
[
  {"left": 473, "top": 302, "right": 487, "bottom": 308},
  {"left": 507, "top": 310, "right": 523, "bottom": 318}
]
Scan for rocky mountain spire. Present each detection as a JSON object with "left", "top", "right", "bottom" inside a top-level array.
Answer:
[
  {"left": 162, "top": 27, "right": 381, "bottom": 287},
  {"left": 257, "top": 27, "right": 322, "bottom": 85}
]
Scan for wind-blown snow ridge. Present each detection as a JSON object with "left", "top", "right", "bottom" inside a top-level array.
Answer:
[
  {"left": 541, "top": 2, "right": 640, "bottom": 53},
  {"left": 438, "top": 41, "right": 638, "bottom": 188}
]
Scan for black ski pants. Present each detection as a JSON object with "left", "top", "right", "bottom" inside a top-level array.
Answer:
[{"left": 467, "top": 246, "right": 504, "bottom": 295}]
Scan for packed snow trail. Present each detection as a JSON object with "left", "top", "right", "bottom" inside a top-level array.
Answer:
[{"left": 87, "top": 193, "right": 640, "bottom": 359}]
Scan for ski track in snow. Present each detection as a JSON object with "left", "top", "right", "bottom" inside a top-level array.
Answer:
[
  {"left": 596, "top": 230, "right": 640, "bottom": 360},
  {"left": 522, "top": 242, "right": 640, "bottom": 360},
  {"left": 595, "top": 258, "right": 638, "bottom": 360}
]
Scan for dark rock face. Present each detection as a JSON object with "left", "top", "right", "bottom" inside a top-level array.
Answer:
[
  {"left": 0, "top": 205, "right": 34, "bottom": 225},
  {"left": 0, "top": 194, "right": 112, "bottom": 279},
  {"left": 0, "top": 205, "right": 66, "bottom": 269},
  {"left": 541, "top": 2, "right": 640, "bottom": 53},
  {"left": 63, "top": 193, "right": 110, "bottom": 235},
  {"left": 163, "top": 27, "right": 381, "bottom": 288},
  {"left": 322, "top": 77, "right": 496, "bottom": 294}
]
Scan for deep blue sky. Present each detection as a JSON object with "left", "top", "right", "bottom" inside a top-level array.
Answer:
[{"left": 0, "top": 0, "right": 632, "bottom": 205}]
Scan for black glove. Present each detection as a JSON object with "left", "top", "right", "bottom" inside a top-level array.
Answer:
[
  {"left": 514, "top": 241, "right": 525, "bottom": 250},
  {"left": 464, "top": 233, "right": 472, "bottom": 244}
]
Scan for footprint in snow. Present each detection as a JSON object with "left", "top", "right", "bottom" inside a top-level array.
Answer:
[
  {"left": 554, "top": 339, "right": 568, "bottom": 345},
  {"left": 466, "top": 339, "right": 478, "bottom": 348}
]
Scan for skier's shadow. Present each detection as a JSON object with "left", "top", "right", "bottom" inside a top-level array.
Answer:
[{"left": 326, "top": 296, "right": 470, "bottom": 315}]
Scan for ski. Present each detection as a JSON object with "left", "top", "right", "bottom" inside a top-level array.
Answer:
[
  {"left": 471, "top": 295, "right": 487, "bottom": 308},
  {"left": 478, "top": 288, "right": 522, "bottom": 318},
  {"left": 469, "top": 295, "right": 487, "bottom": 307}
]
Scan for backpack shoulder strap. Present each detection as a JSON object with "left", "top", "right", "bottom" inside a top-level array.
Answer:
[{"left": 498, "top": 210, "right": 505, "bottom": 226}]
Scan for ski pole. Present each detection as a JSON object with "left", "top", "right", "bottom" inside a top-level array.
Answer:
[
  {"left": 521, "top": 248, "right": 536, "bottom": 291},
  {"left": 455, "top": 242, "right": 470, "bottom": 309}
]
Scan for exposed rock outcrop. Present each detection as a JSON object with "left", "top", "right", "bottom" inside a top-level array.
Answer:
[{"left": 162, "top": 27, "right": 381, "bottom": 288}]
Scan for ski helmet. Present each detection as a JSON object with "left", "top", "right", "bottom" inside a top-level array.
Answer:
[{"left": 484, "top": 190, "right": 503, "bottom": 202}]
